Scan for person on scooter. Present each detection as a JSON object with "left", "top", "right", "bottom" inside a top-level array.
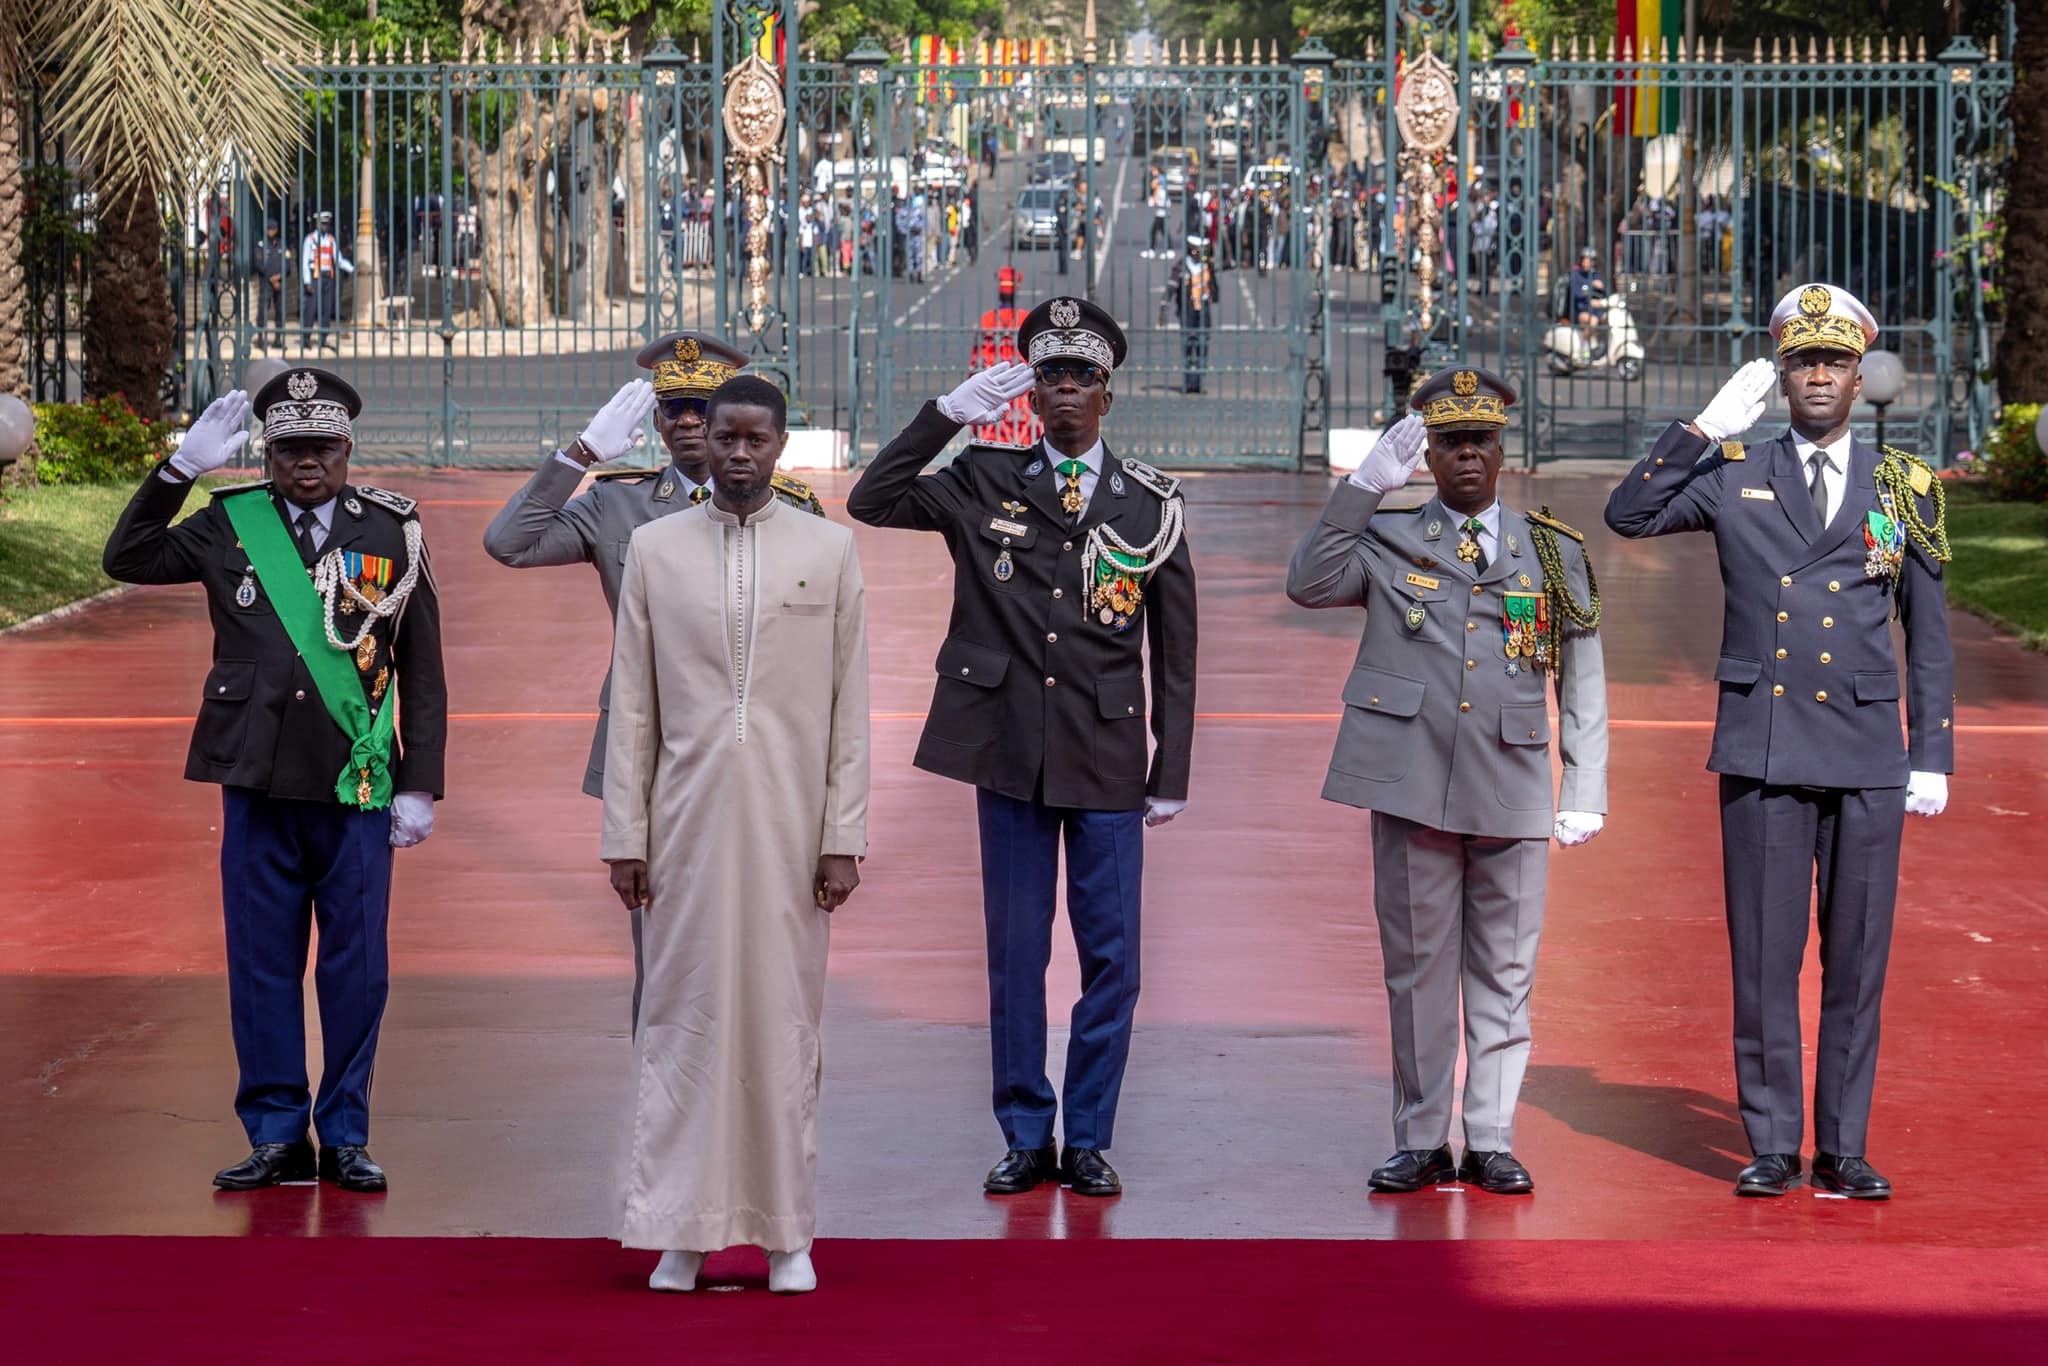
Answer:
[{"left": 1569, "top": 247, "right": 1607, "bottom": 360}]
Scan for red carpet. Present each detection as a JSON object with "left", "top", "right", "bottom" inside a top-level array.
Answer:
[{"left": 6, "top": 1236, "right": 2045, "bottom": 1363}]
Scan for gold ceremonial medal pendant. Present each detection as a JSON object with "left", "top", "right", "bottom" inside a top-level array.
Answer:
[
  {"left": 355, "top": 635, "right": 378, "bottom": 673},
  {"left": 1100, "top": 606, "right": 1116, "bottom": 625},
  {"left": 356, "top": 769, "right": 373, "bottom": 806}
]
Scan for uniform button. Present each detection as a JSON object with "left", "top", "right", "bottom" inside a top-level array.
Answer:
[
  {"left": 1654, "top": 458, "right": 1665, "bottom": 467},
  {"left": 1046, "top": 632, "right": 1058, "bottom": 644},
  {"left": 1816, "top": 690, "right": 1828, "bottom": 702},
  {"left": 1126, "top": 706, "right": 1136, "bottom": 715},
  {"left": 1772, "top": 684, "right": 1785, "bottom": 697},
  {"left": 1045, "top": 676, "right": 1056, "bottom": 688},
  {"left": 1822, "top": 616, "right": 1834, "bottom": 628},
  {"left": 1053, "top": 588, "right": 1063, "bottom": 599},
  {"left": 1775, "top": 648, "right": 1787, "bottom": 660},
  {"left": 1828, "top": 580, "right": 1841, "bottom": 592},
  {"left": 294, "top": 689, "right": 307, "bottom": 701},
  {"left": 1370, "top": 697, "right": 1380, "bottom": 706},
  {"left": 1062, "top": 541, "right": 1073, "bottom": 552},
  {"left": 960, "top": 667, "right": 971, "bottom": 675},
  {"left": 217, "top": 686, "right": 228, "bottom": 695},
  {"left": 1528, "top": 729, "right": 1539, "bottom": 739},
  {"left": 1780, "top": 575, "right": 1792, "bottom": 587},
  {"left": 1465, "top": 622, "right": 1477, "bottom": 632},
  {"left": 1820, "top": 652, "right": 1831, "bottom": 664},
  {"left": 1642, "top": 471, "right": 1651, "bottom": 480},
  {"left": 1776, "top": 611, "right": 1788, "bottom": 622},
  {"left": 1465, "top": 660, "right": 1476, "bottom": 670},
  {"left": 1471, "top": 584, "right": 1484, "bottom": 596},
  {"left": 1459, "top": 701, "right": 1472, "bottom": 713}
]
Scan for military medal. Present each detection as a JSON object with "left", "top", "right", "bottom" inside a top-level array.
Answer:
[
  {"left": 356, "top": 634, "right": 378, "bottom": 673},
  {"left": 235, "top": 574, "right": 257, "bottom": 608},
  {"left": 1456, "top": 516, "right": 1485, "bottom": 564},
  {"left": 1056, "top": 459, "right": 1088, "bottom": 517},
  {"left": 1864, "top": 491, "right": 1907, "bottom": 583},
  {"left": 372, "top": 666, "right": 390, "bottom": 701},
  {"left": 1502, "top": 592, "right": 1551, "bottom": 676},
  {"left": 1518, "top": 573, "right": 1532, "bottom": 589},
  {"left": 993, "top": 549, "right": 1014, "bottom": 582}
]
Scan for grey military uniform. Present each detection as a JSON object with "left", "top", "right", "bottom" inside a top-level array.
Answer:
[
  {"left": 1287, "top": 481, "right": 1609, "bottom": 1151},
  {"left": 483, "top": 455, "right": 710, "bottom": 797}
]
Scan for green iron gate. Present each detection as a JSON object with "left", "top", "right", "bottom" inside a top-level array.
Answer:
[{"left": 25, "top": 4, "right": 2014, "bottom": 468}]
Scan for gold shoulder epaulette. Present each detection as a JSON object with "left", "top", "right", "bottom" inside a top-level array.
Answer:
[
  {"left": 355, "top": 485, "right": 418, "bottom": 517},
  {"left": 208, "top": 478, "right": 273, "bottom": 498},
  {"left": 1720, "top": 441, "right": 1746, "bottom": 462},
  {"left": 1881, "top": 446, "right": 1936, "bottom": 497},
  {"left": 771, "top": 470, "right": 814, "bottom": 500},
  {"left": 592, "top": 467, "right": 661, "bottom": 482},
  {"left": 1526, "top": 508, "right": 1585, "bottom": 542}
]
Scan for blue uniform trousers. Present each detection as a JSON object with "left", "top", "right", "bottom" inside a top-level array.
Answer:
[
  {"left": 220, "top": 787, "right": 393, "bottom": 1147},
  {"left": 976, "top": 789, "right": 1144, "bottom": 1152}
]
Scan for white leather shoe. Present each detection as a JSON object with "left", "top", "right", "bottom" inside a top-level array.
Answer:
[
  {"left": 767, "top": 1245, "right": 817, "bottom": 1294},
  {"left": 648, "top": 1250, "right": 705, "bottom": 1292}
]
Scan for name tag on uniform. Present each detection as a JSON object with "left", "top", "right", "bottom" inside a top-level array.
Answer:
[
  {"left": 989, "top": 517, "right": 1030, "bottom": 537},
  {"left": 1739, "top": 487, "right": 1776, "bottom": 501},
  {"left": 1404, "top": 572, "right": 1441, "bottom": 591}
]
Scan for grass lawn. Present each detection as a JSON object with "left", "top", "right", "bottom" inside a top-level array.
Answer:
[
  {"left": 0, "top": 477, "right": 225, "bottom": 630},
  {"left": 1943, "top": 480, "right": 2048, "bottom": 653}
]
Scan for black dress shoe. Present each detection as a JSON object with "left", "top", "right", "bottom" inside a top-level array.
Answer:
[
  {"left": 213, "top": 1140, "right": 316, "bottom": 1190},
  {"left": 1458, "top": 1150, "right": 1535, "bottom": 1195},
  {"left": 1812, "top": 1152, "right": 1892, "bottom": 1200},
  {"left": 1060, "top": 1148, "right": 1122, "bottom": 1197},
  {"left": 1736, "top": 1152, "right": 1803, "bottom": 1197},
  {"left": 318, "top": 1144, "right": 388, "bottom": 1193},
  {"left": 983, "top": 1146, "right": 1059, "bottom": 1194},
  {"left": 1368, "top": 1145, "right": 1456, "bottom": 1193}
]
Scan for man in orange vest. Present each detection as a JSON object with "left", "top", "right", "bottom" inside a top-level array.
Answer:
[{"left": 971, "top": 267, "right": 1038, "bottom": 445}]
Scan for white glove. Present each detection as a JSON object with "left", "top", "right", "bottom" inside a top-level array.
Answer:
[
  {"left": 937, "top": 359, "right": 1036, "bottom": 425},
  {"left": 577, "top": 378, "right": 656, "bottom": 463},
  {"left": 1553, "top": 810, "right": 1604, "bottom": 846},
  {"left": 1143, "top": 797, "right": 1187, "bottom": 828},
  {"left": 390, "top": 791, "right": 436, "bottom": 848},
  {"left": 167, "top": 390, "right": 252, "bottom": 479},
  {"left": 1905, "top": 771, "right": 1948, "bottom": 818},
  {"left": 1692, "top": 358, "right": 1776, "bottom": 442},
  {"left": 1347, "top": 414, "right": 1428, "bottom": 494}
]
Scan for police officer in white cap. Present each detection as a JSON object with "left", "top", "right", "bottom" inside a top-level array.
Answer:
[{"left": 1605, "top": 283, "right": 1955, "bottom": 1200}]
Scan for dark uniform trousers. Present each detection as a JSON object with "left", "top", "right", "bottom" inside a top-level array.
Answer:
[
  {"left": 1607, "top": 422, "right": 1953, "bottom": 1158},
  {"left": 849, "top": 401, "right": 1197, "bottom": 1153},
  {"left": 104, "top": 470, "right": 446, "bottom": 1150}
]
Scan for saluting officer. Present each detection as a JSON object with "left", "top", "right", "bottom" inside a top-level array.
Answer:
[
  {"left": 482, "top": 333, "right": 822, "bottom": 1026},
  {"left": 1605, "top": 284, "right": 1954, "bottom": 1200},
  {"left": 102, "top": 370, "right": 446, "bottom": 1193},
  {"left": 1286, "top": 368, "right": 1609, "bottom": 1196},
  {"left": 848, "top": 297, "right": 1198, "bottom": 1198}
]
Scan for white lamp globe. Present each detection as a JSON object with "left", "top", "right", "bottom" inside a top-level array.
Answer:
[
  {"left": 1860, "top": 349, "right": 1905, "bottom": 408},
  {"left": 0, "top": 394, "right": 34, "bottom": 465}
]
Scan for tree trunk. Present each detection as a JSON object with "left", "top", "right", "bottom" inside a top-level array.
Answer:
[
  {"left": 85, "top": 175, "right": 175, "bottom": 416},
  {"left": 1998, "top": 4, "right": 2048, "bottom": 405},
  {"left": 0, "top": 56, "right": 26, "bottom": 403}
]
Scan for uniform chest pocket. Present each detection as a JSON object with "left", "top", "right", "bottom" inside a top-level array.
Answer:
[
  {"left": 976, "top": 518, "right": 1037, "bottom": 594},
  {"left": 774, "top": 598, "right": 833, "bottom": 617},
  {"left": 1385, "top": 580, "right": 1452, "bottom": 639}
]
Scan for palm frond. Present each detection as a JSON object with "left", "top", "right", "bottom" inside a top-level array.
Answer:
[{"left": 28, "top": 0, "right": 312, "bottom": 206}]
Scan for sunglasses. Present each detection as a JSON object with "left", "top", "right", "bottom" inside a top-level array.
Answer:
[
  {"left": 657, "top": 396, "right": 708, "bottom": 421},
  {"left": 1034, "top": 361, "right": 1108, "bottom": 388}
]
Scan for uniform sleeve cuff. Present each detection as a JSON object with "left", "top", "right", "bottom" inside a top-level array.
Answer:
[
  {"left": 600, "top": 827, "right": 648, "bottom": 862},
  {"left": 1558, "top": 768, "right": 1607, "bottom": 814},
  {"left": 820, "top": 826, "right": 868, "bottom": 858}
]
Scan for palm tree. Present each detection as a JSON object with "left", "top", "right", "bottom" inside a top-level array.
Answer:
[{"left": 1, "top": 2, "right": 311, "bottom": 413}]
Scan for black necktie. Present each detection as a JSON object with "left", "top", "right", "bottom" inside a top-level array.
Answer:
[
  {"left": 1807, "top": 453, "right": 1829, "bottom": 527},
  {"left": 295, "top": 509, "right": 321, "bottom": 563}
]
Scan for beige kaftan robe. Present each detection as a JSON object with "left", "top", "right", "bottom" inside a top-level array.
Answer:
[{"left": 601, "top": 494, "right": 869, "bottom": 1253}]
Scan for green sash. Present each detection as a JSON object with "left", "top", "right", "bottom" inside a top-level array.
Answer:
[{"left": 221, "top": 492, "right": 396, "bottom": 809}]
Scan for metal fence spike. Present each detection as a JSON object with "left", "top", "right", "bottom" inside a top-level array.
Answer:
[
  {"left": 1621, "top": 36, "right": 1633, "bottom": 62},
  {"left": 1916, "top": 36, "right": 1927, "bottom": 61},
  {"left": 404, "top": 38, "right": 415, "bottom": 63},
  {"left": 1233, "top": 38, "right": 1243, "bottom": 65},
  {"left": 1989, "top": 35, "right": 1999, "bottom": 61},
  {"left": 347, "top": 38, "right": 358, "bottom": 65}
]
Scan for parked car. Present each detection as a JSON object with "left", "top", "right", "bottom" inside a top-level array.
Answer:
[
  {"left": 1157, "top": 146, "right": 1199, "bottom": 198},
  {"left": 1009, "top": 185, "right": 1064, "bottom": 249},
  {"left": 1029, "top": 152, "right": 1078, "bottom": 189}
]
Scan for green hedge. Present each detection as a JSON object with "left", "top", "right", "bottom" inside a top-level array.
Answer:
[
  {"left": 32, "top": 397, "right": 175, "bottom": 485},
  {"left": 1980, "top": 402, "right": 2048, "bottom": 503}
]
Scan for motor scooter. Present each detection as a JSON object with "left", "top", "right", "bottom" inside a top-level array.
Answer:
[{"left": 1543, "top": 294, "right": 1645, "bottom": 380}]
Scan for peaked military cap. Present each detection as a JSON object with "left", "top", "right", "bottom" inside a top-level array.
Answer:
[
  {"left": 1017, "top": 295, "right": 1128, "bottom": 372},
  {"left": 1770, "top": 282, "right": 1877, "bottom": 358},
  {"left": 253, "top": 367, "right": 361, "bottom": 443},
  {"left": 1410, "top": 365, "right": 1515, "bottom": 430},
  {"left": 633, "top": 332, "right": 749, "bottom": 398}
]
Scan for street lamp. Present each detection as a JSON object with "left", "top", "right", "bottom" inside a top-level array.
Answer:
[
  {"left": 1860, "top": 348, "right": 1904, "bottom": 451},
  {"left": 0, "top": 394, "right": 34, "bottom": 473},
  {"left": 2033, "top": 404, "right": 2048, "bottom": 463}
]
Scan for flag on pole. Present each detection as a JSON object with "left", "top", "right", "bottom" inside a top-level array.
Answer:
[{"left": 1617, "top": 0, "right": 1683, "bottom": 136}]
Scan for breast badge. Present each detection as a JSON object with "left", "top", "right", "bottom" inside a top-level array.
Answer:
[
  {"left": 993, "top": 550, "right": 1015, "bottom": 582},
  {"left": 235, "top": 574, "right": 257, "bottom": 608},
  {"left": 1404, "top": 604, "right": 1427, "bottom": 631}
]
